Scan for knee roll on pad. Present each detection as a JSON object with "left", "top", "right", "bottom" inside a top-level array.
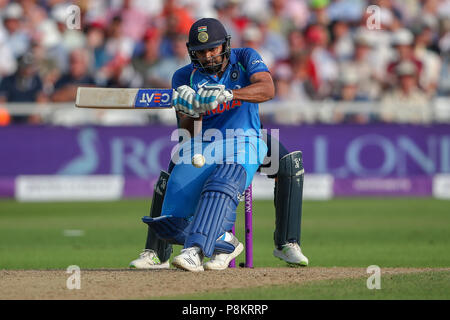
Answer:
[
  {"left": 184, "top": 164, "right": 247, "bottom": 257},
  {"left": 274, "top": 151, "right": 304, "bottom": 247},
  {"left": 142, "top": 215, "right": 190, "bottom": 245}
]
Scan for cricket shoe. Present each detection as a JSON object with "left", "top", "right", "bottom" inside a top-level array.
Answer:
[
  {"left": 204, "top": 232, "right": 244, "bottom": 271},
  {"left": 172, "top": 247, "right": 205, "bottom": 272},
  {"left": 129, "top": 249, "right": 170, "bottom": 269},
  {"left": 273, "top": 242, "right": 309, "bottom": 266}
]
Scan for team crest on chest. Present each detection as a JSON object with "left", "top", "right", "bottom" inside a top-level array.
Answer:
[
  {"left": 231, "top": 69, "right": 239, "bottom": 81},
  {"left": 198, "top": 32, "right": 208, "bottom": 43}
]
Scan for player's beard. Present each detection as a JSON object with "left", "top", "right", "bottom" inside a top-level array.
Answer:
[{"left": 197, "top": 51, "right": 227, "bottom": 75}]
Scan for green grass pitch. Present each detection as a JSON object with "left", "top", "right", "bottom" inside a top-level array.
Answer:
[{"left": 0, "top": 197, "right": 449, "bottom": 299}]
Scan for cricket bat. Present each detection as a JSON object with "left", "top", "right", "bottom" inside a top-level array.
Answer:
[{"left": 75, "top": 87, "right": 174, "bottom": 109}]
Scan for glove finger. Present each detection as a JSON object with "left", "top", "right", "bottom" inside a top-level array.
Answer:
[
  {"left": 172, "top": 90, "right": 179, "bottom": 107},
  {"left": 182, "top": 91, "right": 193, "bottom": 111},
  {"left": 208, "top": 89, "right": 218, "bottom": 106},
  {"left": 216, "top": 94, "right": 226, "bottom": 105},
  {"left": 186, "top": 93, "right": 194, "bottom": 112},
  {"left": 176, "top": 85, "right": 188, "bottom": 93},
  {"left": 200, "top": 90, "right": 208, "bottom": 108},
  {"left": 205, "top": 89, "right": 213, "bottom": 104},
  {"left": 209, "top": 100, "right": 218, "bottom": 111},
  {"left": 180, "top": 89, "right": 189, "bottom": 102},
  {"left": 193, "top": 93, "right": 201, "bottom": 112},
  {"left": 197, "top": 87, "right": 204, "bottom": 95}
]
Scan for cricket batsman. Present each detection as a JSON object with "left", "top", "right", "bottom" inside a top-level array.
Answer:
[{"left": 129, "top": 18, "right": 308, "bottom": 271}]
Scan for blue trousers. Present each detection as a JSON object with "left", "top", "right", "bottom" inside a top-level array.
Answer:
[{"left": 161, "top": 136, "right": 267, "bottom": 219}]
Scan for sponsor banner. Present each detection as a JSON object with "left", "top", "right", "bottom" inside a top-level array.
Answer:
[
  {"left": 0, "top": 175, "right": 445, "bottom": 199},
  {"left": 303, "top": 174, "right": 334, "bottom": 200},
  {"left": 0, "top": 124, "right": 449, "bottom": 179},
  {"left": 432, "top": 174, "right": 450, "bottom": 199},
  {"left": 123, "top": 177, "right": 154, "bottom": 198},
  {"left": 15, "top": 175, "right": 124, "bottom": 202},
  {"left": 0, "top": 124, "right": 449, "bottom": 199},
  {"left": 251, "top": 175, "right": 274, "bottom": 200},
  {"left": 334, "top": 177, "right": 432, "bottom": 197},
  {"left": 0, "top": 125, "right": 177, "bottom": 177},
  {"left": 0, "top": 177, "right": 15, "bottom": 198}
]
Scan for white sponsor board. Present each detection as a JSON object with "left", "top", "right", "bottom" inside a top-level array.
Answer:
[
  {"left": 15, "top": 175, "right": 124, "bottom": 202},
  {"left": 433, "top": 174, "right": 450, "bottom": 199},
  {"left": 251, "top": 175, "right": 275, "bottom": 200},
  {"left": 251, "top": 173, "right": 333, "bottom": 200},
  {"left": 303, "top": 174, "right": 334, "bottom": 200}
]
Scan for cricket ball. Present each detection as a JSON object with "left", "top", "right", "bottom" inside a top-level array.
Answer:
[{"left": 192, "top": 154, "right": 206, "bottom": 168}]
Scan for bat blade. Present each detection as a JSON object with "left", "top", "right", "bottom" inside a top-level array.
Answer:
[{"left": 75, "top": 87, "right": 174, "bottom": 109}]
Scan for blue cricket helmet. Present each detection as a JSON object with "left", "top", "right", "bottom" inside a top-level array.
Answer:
[{"left": 186, "top": 18, "right": 231, "bottom": 74}]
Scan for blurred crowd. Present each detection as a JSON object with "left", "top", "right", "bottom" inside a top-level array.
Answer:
[{"left": 0, "top": 0, "right": 449, "bottom": 125}]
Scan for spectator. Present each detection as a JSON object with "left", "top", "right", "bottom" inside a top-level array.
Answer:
[
  {"left": 253, "top": 13, "right": 290, "bottom": 62},
  {"left": 29, "top": 40, "right": 61, "bottom": 98},
  {"left": 130, "top": 27, "right": 163, "bottom": 88},
  {"left": 0, "top": 0, "right": 448, "bottom": 125},
  {"left": 51, "top": 4, "right": 86, "bottom": 52},
  {"left": 51, "top": 48, "right": 95, "bottom": 102},
  {"left": 215, "top": 0, "right": 245, "bottom": 48},
  {"left": 286, "top": 28, "right": 306, "bottom": 58},
  {"left": 437, "top": 14, "right": 450, "bottom": 96},
  {"left": 104, "top": 15, "right": 135, "bottom": 66},
  {"left": 265, "top": 0, "right": 296, "bottom": 36},
  {"left": 412, "top": 20, "right": 442, "bottom": 95},
  {"left": 329, "top": 19, "right": 354, "bottom": 61},
  {"left": 359, "top": 2, "right": 396, "bottom": 80},
  {"left": 241, "top": 24, "right": 276, "bottom": 70},
  {"left": 0, "top": 27, "right": 17, "bottom": 78},
  {"left": 339, "top": 28, "right": 382, "bottom": 100},
  {"left": 160, "top": 0, "right": 195, "bottom": 35},
  {"left": 0, "top": 53, "right": 45, "bottom": 123},
  {"left": 85, "top": 22, "right": 112, "bottom": 71},
  {"left": 380, "top": 60, "right": 432, "bottom": 124},
  {"left": 106, "top": 0, "right": 150, "bottom": 42},
  {"left": 181, "top": 0, "right": 217, "bottom": 20},
  {"left": 332, "top": 69, "right": 373, "bottom": 124},
  {"left": 327, "top": 0, "right": 365, "bottom": 23},
  {"left": 2, "top": 3, "right": 30, "bottom": 58},
  {"left": 385, "top": 28, "right": 423, "bottom": 89},
  {"left": 272, "top": 63, "right": 313, "bottom": 124},
  {"left": 94, "top": 15, "right": 135, "bottom": 86},
  {"left": 305, "top": 24, "right": 339, "bottom": 98},
  {"left": 35, "top": 5, "right": 70, "bottom": 73},
  {"left": 146, "top": 33, "right": 190, "bottom": 88},
  {"left": 308, "top": 0, "right": 331, "bottom": 26},
  {"left": 158, "top": 0, "right": 195, "bottom": 57}
]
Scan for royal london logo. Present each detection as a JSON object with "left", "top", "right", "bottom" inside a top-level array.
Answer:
[{"left": 205, "top": 99, "right": 242, "bottom": 116}]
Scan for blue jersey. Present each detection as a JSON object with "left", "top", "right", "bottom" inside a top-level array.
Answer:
[{"left": 171, "top": 48, "right": 269, "bottom": 137}]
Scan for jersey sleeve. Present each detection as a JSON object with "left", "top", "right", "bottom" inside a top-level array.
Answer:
[
  {"left": 237, "top": 47, "right": 270, "bottom": 77},
  {"left": 171, "top": 65, "right": 194, "bottom": 90}
]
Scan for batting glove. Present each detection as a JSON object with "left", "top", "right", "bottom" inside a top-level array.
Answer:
[
  {"left": 172, "top": 85, "right": 200, "bottom": 118},
  {"left": 195, "top": 85, "right": 234, "bottom": 112}
]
